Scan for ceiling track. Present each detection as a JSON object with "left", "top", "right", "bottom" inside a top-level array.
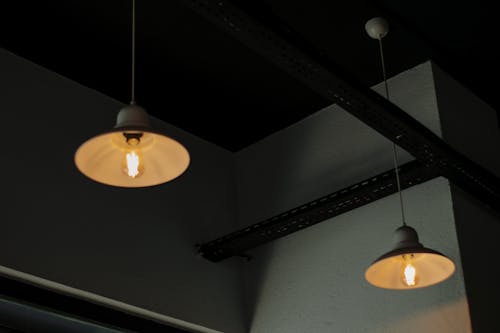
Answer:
[
  {"left": 198, "top": 161, "right": 438, "bottom": 262},
  {"left": 180, "top": 0, "right": 500, "bottom": 261}
]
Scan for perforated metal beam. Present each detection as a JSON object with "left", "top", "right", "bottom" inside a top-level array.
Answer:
[
  {"left": 198, "top": 161, "right": 439, "bottom": 262},
  {"left": 183, "top": 0, "right": 500, "bottom": 261}
]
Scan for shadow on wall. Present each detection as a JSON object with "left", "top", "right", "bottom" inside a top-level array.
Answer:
[{"left": 450, "top": 185, "right": 500, "bottom": 333}]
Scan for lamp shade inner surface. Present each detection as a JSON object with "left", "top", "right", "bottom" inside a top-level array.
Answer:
[
  {"left": 365, "top": 249, "right": 455, "bottom": 289},
  {"left": 75, "top": 128, "right": 190, "bottom": 187}
]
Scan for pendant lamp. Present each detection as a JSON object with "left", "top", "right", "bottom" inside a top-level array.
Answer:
[
  {"left": 364, "top": 17, "right": 455, "bottom": 289},
  {"left": 75, "top": 0, "right": 190, "bottom": 187}
]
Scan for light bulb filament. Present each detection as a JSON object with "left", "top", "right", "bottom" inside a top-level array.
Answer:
[
  {"left": 403, "top": 263, "right": 417, "bottom": 286},
  {"left": 126, "top": 151, "right": 140, "bottom": 178}
]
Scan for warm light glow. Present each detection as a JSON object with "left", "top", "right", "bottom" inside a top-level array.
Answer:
[
  {"left": 365, "top": 251, "right": 455, "bottom": 289},
  {"left": 403, "top": 262, "right": 417, "bottom": 287},
  {"left": 125, "top": 151, "right": 141, "bottom": 178},
  {"left": 75, "top": 130, "right": 190, "bottom": 187}
]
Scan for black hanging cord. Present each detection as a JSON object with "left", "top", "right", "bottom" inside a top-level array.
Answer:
[
  {"left": 377, "top": 35, "right": 407, "bottom": 227},
  {"left": 131, "top": 0, "right": 136, "bottom": 104}
]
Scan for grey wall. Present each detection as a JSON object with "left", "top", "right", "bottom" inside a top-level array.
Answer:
[
  {"left": 0, "top": 328, "right": 19, "bottom": 333},
  {"left": 433, "top": 63, "right": 500, "bottom": 333},
  {"left": 0, "top": 49, "right": 245, "bottom": 333},
  {"left": 243, "top": 179, "right": 469, "bottom": 333},
  {"left": 235, "top": 62, "right": 439, "bottom": 228},
  {"left": 1, "top": 45, "right": 488, "bottom": 333},
  {"left": 235, "top": 62, "right": 472, "bottom": 332}
]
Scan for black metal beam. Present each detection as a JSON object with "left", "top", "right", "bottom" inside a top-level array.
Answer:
[
  {"left": 0, "top": 275, "right": 189, "bottom": 333},
  {"left": 179, "top": 0, "right": 500, "bottom": 210},
  {"left": 198, "top": 161, "right": 439, "bottom": 262},
  {"left": 183, "top": 0, "right": 500, "bottom": 261}
]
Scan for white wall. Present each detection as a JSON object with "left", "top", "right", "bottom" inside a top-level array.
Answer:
[
  {"left": 0, "top": 49, "right": 246, "bottom": 333},
  {"left": 235, "top": 62, "right": 472, "bottom": 332}
]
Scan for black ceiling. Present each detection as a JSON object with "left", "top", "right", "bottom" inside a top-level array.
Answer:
[{"left": 1, "top": 0, "right": 497, "bottom": 151}]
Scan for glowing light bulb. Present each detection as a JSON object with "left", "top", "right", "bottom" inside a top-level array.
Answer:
[
  {"left": 402, "top": 262, "right": 417, "bottom": 287},
  {"left": 125, "top": 151, "right": 141, "bottom": 178},
  {"left": 122, "top": 133, "right": 144, "bottom": 179}
]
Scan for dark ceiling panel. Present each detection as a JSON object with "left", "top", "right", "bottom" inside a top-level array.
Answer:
[
  {"left": 1, "top": 0, "right": 497, "bottom": 150},
  {"left": 374, "top": 0, "right": 499, "bottom": 114},
  {"left": 0, "top": 0, "right": 329, "bottom": 151},
  {"left": 233, "top": 0, "right": 430, "bottom": 85}
]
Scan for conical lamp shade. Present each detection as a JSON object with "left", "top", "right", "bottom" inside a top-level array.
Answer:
[
  {"left": 75, "top": 104, "right": 190, "bottom": 187},
  {"left": 365, "top": 226, "right": 455, "bottom": 289}
]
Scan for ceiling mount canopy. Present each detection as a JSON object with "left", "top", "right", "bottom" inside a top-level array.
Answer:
[
  {"left": 363, "top": 17, "right": 455, "bottom": 289},
  {"left": 74, "top": 0, "right": 189, "bottom": 187}
]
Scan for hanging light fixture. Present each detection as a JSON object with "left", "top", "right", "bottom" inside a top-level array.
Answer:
[
  {"left": 364, "top": 17, "right": 455, "bottom": 289},
  {"left": 74, "top": 0, "right": 190, "bottom": 187}
]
